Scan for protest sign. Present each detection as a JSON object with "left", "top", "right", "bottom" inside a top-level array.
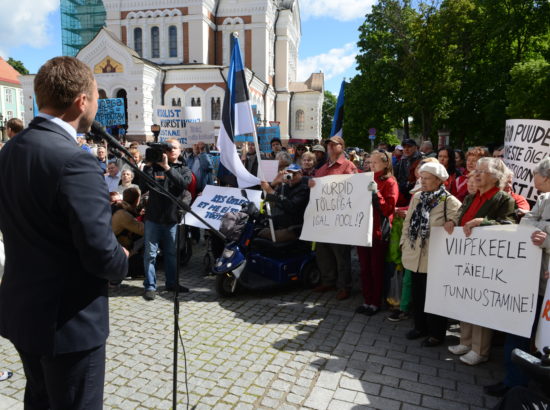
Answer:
[
  {"left": 183, "top": 185, "right": 262, "bottom": 230},
  {"left": 425, "top": 225, "right": 542, "bottom": 337},
  {"left": 154, "top": 106, "right": 203, "bottom": 143},
  {"left": 259, "top": 160, "right": 279, "bottom": 182},
  {"left": 300, "top": 173, "right": 373, "bottom": 247},
  {"left": 504, "top": 119, "right": 550, "bottom": 201},
  {"left": 95, "top": 98, "right": 125, "bottom": 126},
  {"left": 185, "top": 122, "right": 216, "bottom": 146},
  {"left": 257, "top": 126, "right": 280, "bottom": 153},
  {"left": 535, "top": 281, "right": 550, "bottom": 350}
]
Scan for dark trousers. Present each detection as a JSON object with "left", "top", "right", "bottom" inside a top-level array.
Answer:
[
  {"left": 493, "top": 386, "right": 549, "bottom": 410},
  {"left": 357, "top": 239, "right": 388, "bottom": 307},
  {"left": 17, "top": 344, "right": 106, "bottom": 410},
  {"left": 411, "top": 271, "right": 447, "bottom": 340}
]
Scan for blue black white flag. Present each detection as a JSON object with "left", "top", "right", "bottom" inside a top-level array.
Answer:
[
  {"left": 217, "top": 34, "right": 261, "bottom": 188},
  {"left": 330, "top": 80, "right": 345, "bottom": 138}
]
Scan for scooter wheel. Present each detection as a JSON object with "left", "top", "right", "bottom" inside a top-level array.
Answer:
[
  {"left": 301, "top": 262, "right": 321, "bottom": 288},
  {"left": 215, "top": 273, "right": 238, "bottom": 297}
]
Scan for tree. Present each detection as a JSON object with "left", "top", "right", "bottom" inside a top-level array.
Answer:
[
  {"left": 7, "top": 58, "right": 29, "bottom": 75},
  {"left": 506, "top": 57, "right": 550, "bottom": 119},
  {"left": 321, "top": 90, "right": 337, "bottom": 140}
]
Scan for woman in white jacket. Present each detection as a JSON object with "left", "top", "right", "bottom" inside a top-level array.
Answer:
[{"left": 400, "top": 162, "right": 462, "bottom": 347}]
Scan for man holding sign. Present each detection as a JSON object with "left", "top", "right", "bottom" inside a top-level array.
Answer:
[{"left": 310, "top": 136, "right": 357, "bottom": 301}]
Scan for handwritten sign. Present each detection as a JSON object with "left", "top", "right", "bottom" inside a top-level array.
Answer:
[
  {"left": 300, "top": 173, "right": 373, "bottom": 247},
  {"left": 535, "top": 281, "right": 550, "bottom": 350},
  {"left": 425, "top": 225, "right": 542, "bottom": 337},
  {"left": 153, "top": 106, "right": 203, "bottom": 141},
  {"left": 184, "top": 122, "right": 216, "bottom": 146},
  {"left": 95, "top": 98, "right": 125, "bottom": 126},
  {"left": 504, "top": 119, "right": 550, "bottom": 201},
  {"left": 183, "top": 185, "right": 262, "bottom": 230}
]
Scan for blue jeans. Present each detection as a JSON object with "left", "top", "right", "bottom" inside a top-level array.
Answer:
[{"left": 143, "top": 220, "right": 177, "bottom": 291}]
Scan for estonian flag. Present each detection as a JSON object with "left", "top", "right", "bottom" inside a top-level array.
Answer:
[
  {"left": 330, "top": 80, "right": 345, "bottom": 138},
  {"left": 217, "top": 34, "right": 261, "bottom": 188}
]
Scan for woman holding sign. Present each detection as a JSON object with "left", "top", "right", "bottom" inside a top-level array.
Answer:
[
  {"left": 444, "top": 157, "right": 516, "bottom": 366},
  {"left": 355, "top": 150, "right": 399, "bottom": 316},
  {"left": 400, "top": 162, "right": 461, "bottom": 346},
  {"left": 484, "top": 157, "right": 550, "bottom": 396}
]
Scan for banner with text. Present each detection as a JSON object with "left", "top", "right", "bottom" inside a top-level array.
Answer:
[
  {"left": 300, "top": 173, "right": 373, "bottom": 247},
  {"left": 183, "top": 185, "right": 262, "bottom": 230},
  {"left": 425, "top": 225, "right": 542, "bottom": 337},
  {"left": 153, "top": 106, "right": 202, "bottom": 140},
  {"left": 535, "top": 281, "right": 550, "bottom": 350},
  {"left": 504, "top": 119, "right": 550, "bottom": 201},
  {"left": 95, "top": 98, "right": 126, "bottom": 126}
]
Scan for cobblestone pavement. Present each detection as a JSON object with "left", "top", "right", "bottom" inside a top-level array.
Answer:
[{"left": 0, "top": 244, "right": 505, "bottom": 409}]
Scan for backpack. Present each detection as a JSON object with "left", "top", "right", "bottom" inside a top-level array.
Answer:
[{"left": 219, "top": 211, "right": 249, "bottom": 242}]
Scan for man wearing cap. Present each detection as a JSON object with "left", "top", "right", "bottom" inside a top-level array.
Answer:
[
  {"left": 260, "top": 164, "right": 310, "bottom": 242},
  {"left": 420, "top": 140, "right": 437, "bottom": 158},
  {"left": 395, "top": 138, "right": 423, "bottom": 206},
  {"left": 392, "top": 145, "right": 403, "bottom": 167},
  {"left": 312, "top": 136, "right": 357, "bottom": 300},
  {"left": 311, "top": 144, "right": 327, "bottom": 170}
]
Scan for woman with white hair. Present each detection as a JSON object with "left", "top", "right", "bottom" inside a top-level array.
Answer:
[
  {"left": 485, "top": 157, "right": 550, "bottom": 396},
  {"left": 444, "top": 157, "right": 516, "bottom": 365},
  {"left": 400, "top": 162, "right": 462, "bottom": 347}
]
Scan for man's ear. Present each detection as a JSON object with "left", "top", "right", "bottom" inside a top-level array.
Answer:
[{"left": 73, "top": 93, "right": 88, "bottom": 114}]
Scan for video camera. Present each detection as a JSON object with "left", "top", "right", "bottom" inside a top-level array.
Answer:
[{"left": 145, "top": 142, "right": 173, "bottom": 163}]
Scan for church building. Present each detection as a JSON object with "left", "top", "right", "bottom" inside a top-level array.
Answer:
[{"left": 21, "top": 0, "right": 324, "bottom": 142}]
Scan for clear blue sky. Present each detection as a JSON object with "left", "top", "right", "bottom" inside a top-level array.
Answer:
[{"left": 0, "top": 0, "right": 371, "bottom": 96}]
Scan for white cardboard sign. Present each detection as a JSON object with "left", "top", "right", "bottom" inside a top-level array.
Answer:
[
  {"left": 183, "top": 185, "right": 262, "bottom": 230},
  {"left": 300, "top": 172, "right": 373, "bottom": 247},
  {"left": 535, "top": 282, "right": 550, "bottom": 350},
  {"left": 425, "top": 225, "right": 542, "bottom": 337},
  {"left": 504, "top": 119, "right": 550, "bottom": 201}
]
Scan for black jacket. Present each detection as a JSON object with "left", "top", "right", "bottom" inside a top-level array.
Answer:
[
  {"left": 0, "top": 117, "right": 128, "bottom": 355},
  {"left": 141, "top": 162, "right": 192, "bottom": 224},
  {"left": 265, "top": 181, "right": 310, "bottom": 229}
]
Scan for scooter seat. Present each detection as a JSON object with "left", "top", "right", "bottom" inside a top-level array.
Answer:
[{"left": 250, "top": 237, "right": 310, "bottom": 256}]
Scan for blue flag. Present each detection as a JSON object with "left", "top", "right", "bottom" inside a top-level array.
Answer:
[{"left": 330, "top": 80, "right": 345, "bottom": 138}]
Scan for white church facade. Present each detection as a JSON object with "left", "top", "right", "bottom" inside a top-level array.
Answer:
[{"left": 21, "top": 0, "right": 324, "bottom": 142}]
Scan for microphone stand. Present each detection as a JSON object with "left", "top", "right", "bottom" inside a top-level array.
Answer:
[{"left": 91, "top": 122, "right": 224, "bottom": 409}]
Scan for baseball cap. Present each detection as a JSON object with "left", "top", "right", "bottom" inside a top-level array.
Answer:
[
  {"left": 312, "top": 144, "right": 325, "bottom": 153},
  {"left": 327, "top": 136, "right": 345, "bottom": 146},
  {"left": 402, "top": 138, "right": 418, "bottom": 147},
  {"left": 395, "top": 145, "right": 403, "bottom": 150},
  {"left": 286, "top": 163, "right": 302, "bottom": 173}
]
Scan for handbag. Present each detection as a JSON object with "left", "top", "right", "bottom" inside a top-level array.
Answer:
[{"left": 373, "top": 193, "right": 391, "bottom": 242}]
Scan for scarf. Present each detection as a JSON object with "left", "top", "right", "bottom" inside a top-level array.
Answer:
[{"left": 407, "top": 185, "right": 447, "bottom": 249}]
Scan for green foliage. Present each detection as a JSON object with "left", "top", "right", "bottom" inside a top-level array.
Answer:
[
  {"left": 346, "top": 0, "right": 550, "bottom": 149},
  {"left": 321, "top": 90, "right": 337, "bottom": 139},
  {"left": 7, "top": 58, "right": 29, "bottom": 75},
  {"left": 506, "top": 58, "right": 550, "bottom": 119}
]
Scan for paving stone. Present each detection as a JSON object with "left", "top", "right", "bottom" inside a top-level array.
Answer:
[
  {"left": 381, "top": 366, "right": 419, "bottom": 382},
  {"left": 399, "top": 379, "right": 442, "bottom": 397},
  {"left": 380, "top": 385, "right": 421, "bottom": 405},
  {"left": 303, "top": 387, "right": 334, "bottom": 410}
]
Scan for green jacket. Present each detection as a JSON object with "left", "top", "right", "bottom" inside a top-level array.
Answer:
[{"left": 454, "top": 190, "right": 516, "bottom": 226}]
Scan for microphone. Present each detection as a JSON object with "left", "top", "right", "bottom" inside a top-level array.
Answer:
[{"left": 90, "top": 121, "right": 126, "bottom": 153}]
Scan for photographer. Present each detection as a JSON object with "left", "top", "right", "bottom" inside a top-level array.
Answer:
[
  {"left": 140, "top": 139, "right": 192, "bottom": 300},
  {"left": 259, "top": 164, "right": 310, "bottom": 242}
]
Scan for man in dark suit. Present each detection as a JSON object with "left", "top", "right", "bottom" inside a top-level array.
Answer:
[{"left": 0, "top": 57, "right": 128, "bottom": 409}]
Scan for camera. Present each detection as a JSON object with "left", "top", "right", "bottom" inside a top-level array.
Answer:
[
  {"left": 283, "top": 173, "right": 293, "bottom": 181},
  {"left": 145, "top": 142, "right": 173, "bottom": 163}
]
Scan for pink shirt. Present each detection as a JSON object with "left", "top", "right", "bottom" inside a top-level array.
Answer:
[{"left": 316, "top": 155, "right": 357, "bottom": 177}]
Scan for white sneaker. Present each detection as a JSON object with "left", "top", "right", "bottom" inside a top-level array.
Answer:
[
  {"left": 459, "top": 350, "right": 488, "bottom": 366},
  {"left": 448, "top": 344, "right": 471, "bottom": 355}
]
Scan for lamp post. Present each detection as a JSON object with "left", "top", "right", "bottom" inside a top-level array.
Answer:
[{"left": 150, "top": 124, "right": 161, "bottom": 143}]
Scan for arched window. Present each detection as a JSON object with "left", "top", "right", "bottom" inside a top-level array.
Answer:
[
  {"left": 211, "top": 97, "right": 221, "bottom": 120},
  {"left": 295, "top": 110, "right": 305, "bottom": 131},
  {"left": 134, "top": 28, "right": 142, "bottom": 57},
  {"left": 191, "top": 98, "right": 201, "bottom": 107},
  {"left": 171, "top": 98, "right": 182, "bottom": 107},
  {"left": 151, "top": 27, "right": 160, "bottom": 58},
  {"left": 168, "top": 26, "right": 177, "bottom": 58}
]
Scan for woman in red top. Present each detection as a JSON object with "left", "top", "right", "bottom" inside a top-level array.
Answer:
[
  {"left": 455, "top": 146, "right": 490, "bottom": 201},
  {"left": 444, "top": 157, "right": 516, "bottom": 366},
  {"left": 356, "top": 150, "right": 399, "bottom": 316},
  {"left": 437, "top": 146, "right": 461, "bottom": 196}
]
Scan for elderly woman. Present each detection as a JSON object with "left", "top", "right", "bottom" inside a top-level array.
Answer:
[
  {"left": 117, "top": 168, "right": 139, "bottom": 194},
  {"left": 444, "top": 157, "right": 516, "bottom": 365},
  {"left": 300, "top": 151, "right": 317, "bottom": 177},
  {"left": 484, "top": 158, "right": 550, "bottom": 396},
  {"left": 355, "top": 150, "right": 399, "bottom": 315},
  {"left": 401, "top": 162, "right": 461, "bottom": 346},
  {"left": 455, "top": 146, "right": 489, "bottom": 201}
]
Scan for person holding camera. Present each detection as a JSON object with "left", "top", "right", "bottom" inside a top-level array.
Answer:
[
  {"left": 140, "top": 139, "right": 192, "bottom": 300},
  {"left": 259, "top": 164, "right": 310, "bottom": 242}
]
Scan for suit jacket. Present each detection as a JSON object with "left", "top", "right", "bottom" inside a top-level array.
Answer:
[{"left": 0, "top": 117, "right": 128, "bottom": 355}]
